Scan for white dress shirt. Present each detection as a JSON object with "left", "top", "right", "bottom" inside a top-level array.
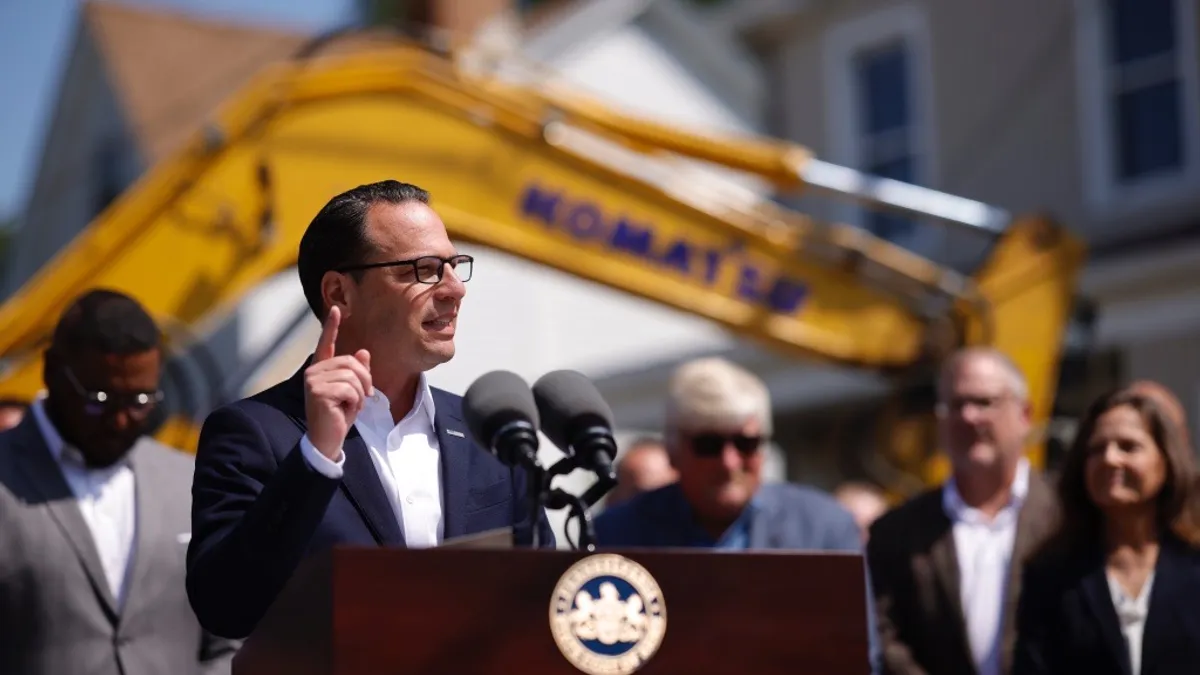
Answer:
[
  {"left": 942, "top": 458, "right": 1031, "bottom": 675},
  {"left": 1108, "top": 570, "right": 1155, "bottom": 675},
  {"left": 31, "top": 398, "right": 138, "bottom": 607},
  {"left": 300, "top": 373, "right": 444, "bottom": 548}
]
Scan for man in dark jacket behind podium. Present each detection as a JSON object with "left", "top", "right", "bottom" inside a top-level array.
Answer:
[{"left": 186, "top": 180, "right": 554, "bottom": 640}]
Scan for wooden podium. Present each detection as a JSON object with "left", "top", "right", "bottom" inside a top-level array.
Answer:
[{"left": 231, "top": 542, "right": 871, "bottom": 675}]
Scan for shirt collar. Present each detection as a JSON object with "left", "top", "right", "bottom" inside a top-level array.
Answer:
[
  {"left": 29, "top": 395, "right": 100, "bottom": 469},
  {"left": 361, "top": 372, "right": 437, "bottom": 429},
  {"left": 942, "top": 457, "right": 1031, "bottom": 523}
]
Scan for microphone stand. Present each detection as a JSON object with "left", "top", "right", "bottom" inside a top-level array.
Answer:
[
  {"left": 491, "top": 420, "right": 548, "bottom": 549},
  {"left": 492, "top": 429, "right": 599, "bottom": 550},
  {"left": 528, "top": 464, "right": 546, "bottom": 550},
  {"left": 579, "top": 469, "right": 617, "bottom": 509},
  {"left": 542, "top": 452, "right": 618, "bottom": 552},
  {"left": 478, "top": 412, "right": 616, "bottom": 550},
  {"left": 544, "top": 487, "right": 596, "bottom": 551}
]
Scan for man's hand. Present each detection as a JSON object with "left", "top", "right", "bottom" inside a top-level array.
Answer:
[{"left": 303, "top": 306, "right": 373, "bottom": 460}]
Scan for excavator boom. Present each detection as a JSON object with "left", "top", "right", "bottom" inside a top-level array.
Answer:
[{"left": 0, "top": 41, "right": 1085, "bottom": 481}]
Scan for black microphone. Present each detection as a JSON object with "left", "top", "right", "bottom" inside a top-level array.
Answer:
[
  {"left": 532, "top": 370, "right": 618, "bottom": 486},
  {"left": 462, "top": 370, "right": 541, "bottom": 471}
]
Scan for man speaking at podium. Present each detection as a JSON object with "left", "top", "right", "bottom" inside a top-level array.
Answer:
[{"left": 186, "top": 180, "right": 554, "bottom": 640}]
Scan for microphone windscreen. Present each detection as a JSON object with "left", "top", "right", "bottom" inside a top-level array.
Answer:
[
  {"left": 532, "top": 370, "right": 614, "bottom": 451},
  {"left": 463, "top": 370, "right": 539, "bottom": 450}
]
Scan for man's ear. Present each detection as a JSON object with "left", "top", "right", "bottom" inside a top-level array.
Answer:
[{"left": 321, "top": 270, "right": 355, "bottom": 319}]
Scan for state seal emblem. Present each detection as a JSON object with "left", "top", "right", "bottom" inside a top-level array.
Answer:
[{"left": 549, "top": 553, "right": 667, "bottom": 675}]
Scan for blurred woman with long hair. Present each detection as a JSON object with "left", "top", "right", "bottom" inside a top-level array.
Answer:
[{"left": 1013, "top": 384, "right": 1200, "bottom": 675}]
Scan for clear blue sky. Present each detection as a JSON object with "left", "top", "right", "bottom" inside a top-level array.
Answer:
[{"left": 0, "top": 0, "right": 358, "bottom": 223}]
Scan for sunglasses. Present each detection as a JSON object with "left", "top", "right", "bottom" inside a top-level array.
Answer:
[
  {"left": 62, "top": 364, "right": 163, "bottom": 418},
  {"left": 688, "top": 432, "right": 763, "bottom": 458}
]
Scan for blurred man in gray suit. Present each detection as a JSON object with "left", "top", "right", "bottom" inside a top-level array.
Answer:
[{"left": 0, "top": 289, "right": 237, "bottom": 675}]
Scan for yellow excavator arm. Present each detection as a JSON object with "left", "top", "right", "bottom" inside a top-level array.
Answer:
[{"left": 0, "top": 40, "right": 1085, "bottom": 486}]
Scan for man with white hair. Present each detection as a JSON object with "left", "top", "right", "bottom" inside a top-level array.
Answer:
[
  {"left": 593, "top": 356, "right": 879, "bottom": 672},
  {"left": 865, "top": 346, "right": 1058, "bottom": 675}
]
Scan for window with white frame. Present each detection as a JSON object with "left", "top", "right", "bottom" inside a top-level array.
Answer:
[
  {"left": 1106, "top": 0, "right": 1183, "bottom": 181},
  {"left": 1076, "top": 0, "right": 1200, "bottom": 209},
  {"left": 822, "top": 4, "right": 937, "bottom": 253},
  {"left": 853, "top": 41, "right": 917, "bottom": 241}
]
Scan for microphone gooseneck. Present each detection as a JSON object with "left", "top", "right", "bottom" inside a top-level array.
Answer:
[
  {"left": 461, "top": 369, "right": 622, "bottom": 552},
  {"left": 533, "top": 370, "right": 620, "bottom": 550}
]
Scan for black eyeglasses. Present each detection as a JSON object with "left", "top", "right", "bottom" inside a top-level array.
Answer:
[
  {"left": 336, "top": 254, "right": 474, "bottom": 284},
  {"left": 62, "top": 365, "right": 164, "bottom": 418},
  {"left": 688, "top": 432, "right": 764, "bottom": 458}
]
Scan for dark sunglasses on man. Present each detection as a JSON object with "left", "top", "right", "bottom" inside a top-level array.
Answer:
[
  {"left": 62, "top": 364, "right": 163, "bottom": 418},
  {"left": 688, "top": 432, "right": 763, "bottom": 458}
]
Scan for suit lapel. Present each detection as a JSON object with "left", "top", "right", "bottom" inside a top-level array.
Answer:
[
  {"left": 925, "top": 489, "right": 975, "bottom": 670},
  {"left": 10, "top": 415, "right": 119, "bottom": 622},
  {"left": 434, "top": 389, "right": 472, "bottom": 541},
  {"left": 1141, "top": 537, "right": 1195, "bottom": 675},
  {"left": 928, "top": 490, "right": 966, "bottom": 625},
  {"left": 121, "top": 441, "right": 162, "bottom": 619},
  {"left": 340, "top": 428, "right": 406, "bottom": 546},
  {"left": 746, "top": 488, "right": 782, "bottom": 549},
  {"left": 748, "top": 504, "right": 774, "bottom": 549},
  {"left": 999, "top": 472, "right": 1056, "bottom": 675},
  {"left": 1080, "top": 558, "right": 1131, "bottom": 675}
]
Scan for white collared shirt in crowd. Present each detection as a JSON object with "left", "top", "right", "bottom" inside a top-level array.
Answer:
[
  {"left": 31, "top": 397, "right": 138, "bottom": 607},
  {"left": 942, "top": 458, "right": 1031, "bottom": 675},
  {"left": 301, "top": 373, "right": 444, "bottom": 548},
  {"left": 1108, "top": 569, "right": 1155, "bottom": 675}
]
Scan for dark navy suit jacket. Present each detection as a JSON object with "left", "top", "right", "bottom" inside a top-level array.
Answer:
[
  {"left": 1013, "top": 534, "right": 1200, "bottom": 675},
  {"left": 185, "top": 364, "right": 554, "bottom": 639}
]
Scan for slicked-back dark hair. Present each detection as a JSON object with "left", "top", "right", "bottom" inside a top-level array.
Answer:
[
  {"left": 297, "top": 180, "right": 431, "bottom": 319},
  {"left": 50, "top": 289, "right": 161, "bottom": 355}
]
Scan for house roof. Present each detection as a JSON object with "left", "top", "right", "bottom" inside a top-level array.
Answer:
[
  {"left": 82, "top": 1, "right": 313, "bottom": 164},
  {"left": 78, "top": 0, "right": 595, "bottom": 165},
  {"left": 79, "top": 0, "right": 760, "bottom": 165},
  {"left": 81, "top": 1, "right": 402, "bottom": 165},
  {"left": 519, "top": 0, "right": 764, "bottom": 127}
]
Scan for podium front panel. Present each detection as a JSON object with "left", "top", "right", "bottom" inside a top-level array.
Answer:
[{"left": 313, "top": 547, "right": 870, "bottom": 675}]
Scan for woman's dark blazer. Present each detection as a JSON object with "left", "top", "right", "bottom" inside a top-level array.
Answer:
[{"left": 1013, "top": 533, "right": 1200, "bottom": 675}]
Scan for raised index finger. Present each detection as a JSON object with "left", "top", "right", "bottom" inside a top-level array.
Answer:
[{"left": 315, "top": 305, "right": 340, "bottom": 362}]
